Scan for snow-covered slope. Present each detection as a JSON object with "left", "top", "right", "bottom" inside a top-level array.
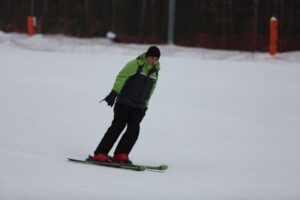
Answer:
[{"left": 1, "top": 32, "right": 300, "bottom": 199}]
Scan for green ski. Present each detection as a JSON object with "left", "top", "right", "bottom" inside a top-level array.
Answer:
[
  {"left": 68, "top": 157, "right": 168, "bottom": 172},
  {"left": 68, "top": 158, "right": 146, "bottom": 171}
]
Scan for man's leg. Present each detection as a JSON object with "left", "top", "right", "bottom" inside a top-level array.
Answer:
[
  {"left": 94, "top": 103, "right": 130, "bottom": 155},
  {"left": 114, "top": 108, "right": 146, "bottom": 156}
]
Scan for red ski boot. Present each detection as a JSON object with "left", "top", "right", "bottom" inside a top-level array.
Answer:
[
  {"left": 92, "top": 154, "right": 108, "bottom": 162},
  {"left": 113, "top": 153, "right": 132, "bottom": 164}
]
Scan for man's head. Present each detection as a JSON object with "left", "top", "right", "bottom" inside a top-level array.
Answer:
[{"left": 145, "top": 46, "right": 160, "bottom": 66}]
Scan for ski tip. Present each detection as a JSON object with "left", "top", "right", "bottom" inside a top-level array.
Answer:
[
  {"left": 137, "top": 165, "right": 147, "bottom": 171},
  {"left": 159, "top": 165, "right": 168, "bottom": 170}
]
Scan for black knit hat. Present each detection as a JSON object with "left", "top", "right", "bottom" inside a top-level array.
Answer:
[{"left": 145, "top": 46, "right": 161, "bottom": 59}]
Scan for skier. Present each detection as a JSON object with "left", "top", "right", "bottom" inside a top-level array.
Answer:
[{"left": 92, "top": 46, "right": 161, "bottom": 163}]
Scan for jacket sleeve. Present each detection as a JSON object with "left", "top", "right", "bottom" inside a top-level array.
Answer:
[{"left": 112, "top": 60, "right": 138, "bottom": 94}]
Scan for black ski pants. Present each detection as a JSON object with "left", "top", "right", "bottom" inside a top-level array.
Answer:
[{"left": 94, "top": 102, "right": 146, "bottom": 156}]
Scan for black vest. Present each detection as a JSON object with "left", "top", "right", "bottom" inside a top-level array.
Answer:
[{"left": 117, "top": 65, "right": 158, "bottom": 109}]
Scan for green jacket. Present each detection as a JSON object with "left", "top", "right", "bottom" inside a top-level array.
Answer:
[{"left": 112, "top": 53, "right": 160, "bottom": 108}]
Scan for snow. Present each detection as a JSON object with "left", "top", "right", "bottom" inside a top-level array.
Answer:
[{"left": 1, "top": 32, "right": 300, "bottom": 199}]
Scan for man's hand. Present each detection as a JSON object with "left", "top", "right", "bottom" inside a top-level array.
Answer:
[{"left": 104, "top": 91, "right": 118, "bottom": 107}]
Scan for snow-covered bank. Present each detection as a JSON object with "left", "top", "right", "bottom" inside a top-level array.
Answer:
[
  {"left": 1, "top": 31, "right": 300, "bottom": 62},
  {"left": 0, "top": 33, "right": 300, "bottom": 199}
]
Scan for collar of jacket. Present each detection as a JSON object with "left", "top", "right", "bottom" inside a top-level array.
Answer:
[{"left": 136, "top": 53, "right": 161, "bottom": 72}]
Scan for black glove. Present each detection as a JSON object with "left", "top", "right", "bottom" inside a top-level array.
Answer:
[{"left": 104, "top": 90, "right": 118, "bottom": 107}]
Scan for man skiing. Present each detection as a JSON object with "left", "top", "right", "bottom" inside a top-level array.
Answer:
[{"left": 92, "top": 46, "right": 161, "bottom": 163}]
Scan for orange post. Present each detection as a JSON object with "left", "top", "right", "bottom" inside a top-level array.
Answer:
[
  {"left": 269, "top": 16, "right": 278, "bottom": 56},
  {"left": 27, "top": 16, "right": 36, "bottom": 36}
]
